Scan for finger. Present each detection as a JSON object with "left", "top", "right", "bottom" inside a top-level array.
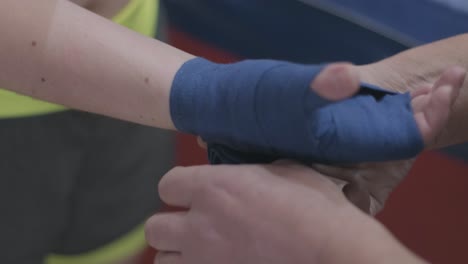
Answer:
[
  {"left": 410, "top": 84, "right": 432, "bottom": 112},
  {"left": 311, "top": 63, "right": 360, "bottom": 101},
  {"left": 410, "top": 85, "right": 432, "bottom": 135},
  {"left": 145, "top": 212, "right": 187, "bottom": 251},
  {"left": 411, "top": 66, "right": 465, "bottom": 111},
  {"left": 415, "top": 67, "right": 466, "bottom": 144},
  {"left": 154, "top": 251, "right": 182, "bottom": 264},
  {"left": 425, "top": 67, "right": 465, "bottom": 111},
  {"left": 424, "top": 84, "right": 453, "bottom": 143},
  {"left": 159, "top": 166, "right": 209, "bottom": 208},
  {"left": 416, "top": 84, "right": 456, "bottom": 144},
  {"left": 432, "top": 66, "right": 466, "bottom": 96}
]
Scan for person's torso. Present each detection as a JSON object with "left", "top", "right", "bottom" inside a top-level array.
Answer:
[{"left": 0, "top": 0, "right": 159, "bottom": 119}]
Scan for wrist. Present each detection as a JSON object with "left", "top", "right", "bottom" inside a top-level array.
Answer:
[
  {"left": 318, "top": 209, "right": 426, "bottom": 264},
  {"left": 170, "top": 57, "right": 219, "bottom": 133},
  {"left": 170, "top": 58, "right": 325, "bottom": 150}
]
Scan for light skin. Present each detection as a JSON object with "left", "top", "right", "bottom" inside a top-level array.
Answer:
[
  {"left": 342, "top": 35, "right": 468, "bottom": 213},
  {"left": 149, "top": 66, "right": 466, "bottom": 261},
  {"left": 3, "top": 1, "right": 459, "bottom": 219},
  {"left": 163, "top": 40, "right": 468, "bottom": 263},
  {"left": 311, "top": 38, "right": 468, "bottom": 214},
  {"left": 312, "top": 64, "right": 466, "bottom": 214},
  {"left": 146, "top": 161, "right": 426, "bottom": 264},
  {"left": 359, "top": 34, "right": 468, "bottom": 148},
  {"left": 2, "top": 1, "right": 468, "bottom": 263},
  {"left": 2, "top": 1, "right": 162, "bottom": 263},
  {"left": 0, "top": 0, "right": 460, "bottom": 143},
  {"left": 195, "top": 63, "right": 465, "bottom": 214}
]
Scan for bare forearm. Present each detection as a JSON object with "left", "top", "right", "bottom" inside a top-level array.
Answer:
[
  {"left": 359, "top": 34, "right": 468, "bottom": 147},
  {"left": 0, "top": 0, "right": 194, "bottom": 129}
]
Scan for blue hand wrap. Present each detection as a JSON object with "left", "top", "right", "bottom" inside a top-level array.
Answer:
[{"left": 170, "top": 57, "right": 424, "bottom": 164}]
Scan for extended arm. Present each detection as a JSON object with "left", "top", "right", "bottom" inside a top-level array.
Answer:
[
  {"left": 1, "top": 0, "right": 457, "bottom": 164},
  {"left": 0, "top": 0, "right": 194, "bottom": 129}
]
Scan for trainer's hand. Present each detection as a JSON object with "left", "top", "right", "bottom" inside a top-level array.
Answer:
[
  {"left": 315, "top": 64, "right": 465, "bottom": 147},
  {"left": 324, "top": 65, "right": 466, "bottom": 214},
  {"left": 145, "top": 162, "right": 423, "bottom": 264}
]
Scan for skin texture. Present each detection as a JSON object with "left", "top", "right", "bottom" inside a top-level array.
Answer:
[
  {"left": 0, "top": 0, "right": 194, "bottom": 130},
  {"left": 358, "top": 34, "right": 468, "bottom": 148},
  {"left": 146, "top": 162, "right": 426, "bottom": 264},
  {"left": 0, "top": 1, "right": 463, "bottom": 141},
  {"left": 1, "top": 2, "right": 468, "bottom": 262},
  {"left": 3, "top": 1, "right": 156, "bottom": 264},
  {"left": 198, "top": 64, "right": 466, "bottom": 214},
  {"left": 310, "top": 64, "right": 466, "bottom": 214}
]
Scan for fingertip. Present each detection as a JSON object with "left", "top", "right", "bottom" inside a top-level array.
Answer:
[
  {"left": 433, "top": 84, "right": 456, "bottom": 108},
  {"left": 144, "top": 215, "right": 158, "bottom": 247},
  {"left": 435, "top": 84, "right": 454, "bottom": 97},
  {"left": 311, "top": 63, "right": 360, "bottom": 101},
  {"left": 450, "top": 66, "right": 466, "bottom": 96},
  {"left": 159, "top": 166, "right": 185, "bottom": 188},
  {"left": 418, "top": 84, "right": 453, "bottom": 145},
  {"left": 158, "top": 166, "right": 186, "bottom": 203},
  {"left": 438, "top": 66, "right": 467, "bottom": 91}
]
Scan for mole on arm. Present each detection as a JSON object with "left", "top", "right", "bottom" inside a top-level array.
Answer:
[
  {"left": 31, "top": 41, "right": 37, "bottom": 47},
  {"left": 41, "top": 77, "right": 46, "bottom": 83}
]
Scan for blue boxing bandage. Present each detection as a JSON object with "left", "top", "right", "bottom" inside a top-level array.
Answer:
[{"left": 170, "top": 57, "right": 424, "bottom": 164}]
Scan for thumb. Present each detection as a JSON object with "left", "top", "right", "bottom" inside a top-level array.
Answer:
[{"left": 311, "top": 63, "right": 360, "bottom": 101}]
